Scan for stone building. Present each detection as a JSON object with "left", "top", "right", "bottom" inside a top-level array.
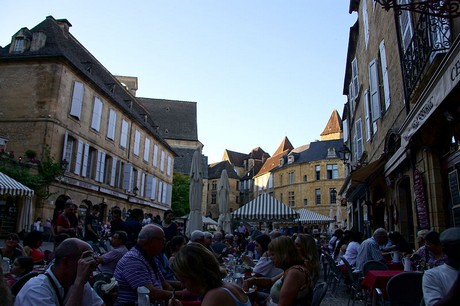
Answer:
[
  {"left": 272, "top": 110, "right": 346, "bottom": 219},
  {"left": 341, "top": 1, "right": 460, "bottom": 242},
  {"left": 0, "top": 16, "right": 176, "bottom": 227}
]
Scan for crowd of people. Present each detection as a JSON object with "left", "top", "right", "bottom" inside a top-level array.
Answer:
[{"left": 1, "top": 195, "right": 460, "bottom": 306}]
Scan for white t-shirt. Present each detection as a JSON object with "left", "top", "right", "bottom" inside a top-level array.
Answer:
[
  {"left": 341, "top": 241, "right": 360, "bottom": 266},
  {"left": 423, "top": 263, "right": 459, "bottom": 306}
]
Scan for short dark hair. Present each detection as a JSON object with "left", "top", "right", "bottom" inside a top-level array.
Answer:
[
  {"left": 92, "top": 204, "right": 101, "bottom": 212},
  {"left": 114, "top": 231, "right": 128, "bottom": 244},
  {"left": 425, "top": 231, "right": 440, "bottom": 245},
  {"left": 164, "top": 209, "right": 174, "bottom": 218},
  {"left": 7, "top": 233, "right": 20, "bottom": 242},
  {"left": 15, "top": 256, "right": 34, "bottom": 274}
]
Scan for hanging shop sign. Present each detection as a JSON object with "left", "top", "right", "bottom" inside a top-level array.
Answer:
[{"left": 414, "top": 169, "right": 430, "bottom": 229}]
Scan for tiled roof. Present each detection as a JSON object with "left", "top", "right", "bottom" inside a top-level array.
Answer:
[
  {"left": 0, "top": 16, "right": 175, "bottom": 155},
  {"left": 320, "top": 110, "right": 342, "bottom": 136},
  {"left": 208, "top": 161, "right": 240, "bottom": 180},
  {"left": 223, "top": 149, "right": 248, "bottom": 167},
  {"left": 138, "top": 98, "right": 198, "bottom": 141},
  {"left": 291, "top": 139, "right": 343, "bottom": 164},
  {"left": 256, "top": 137, "right": 294, "bottom": 177}
]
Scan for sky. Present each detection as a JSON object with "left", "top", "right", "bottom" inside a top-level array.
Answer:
[{"left": 1, "top": 1, "right": 357, "bottom": 164}]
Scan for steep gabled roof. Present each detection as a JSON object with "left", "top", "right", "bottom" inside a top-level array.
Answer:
[
  {"left": 208, "top": 161, "right": 240, "bottom": 180},
  {"left": 0, "top": 16, "right": 176, "bottom": 156},
  {"left": 294, "top": 139, "right": 343, "bottom": 164},
  {"left": 320, "top": 109, "right": 342, "bottom": 136},
  {"left": 256, "top": 137, "right": 294, "bottom": 177},
  {"left": 249, "top": 147, "right": 270, "bottom": 160},
  {"left": 138, "top": 98, "right": 198, "bottom": 141},
  {"left": 222, "top": 149, "right": 248, "bottom": 167}
]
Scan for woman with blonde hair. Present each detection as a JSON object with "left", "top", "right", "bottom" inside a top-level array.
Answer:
[
  {"left": 294, "top": 234, "right": 321, "bottom": 284},
  {"left": 170, "top": 243, "right": 250, "bottom": 306},
  {"left": 244, "top": 236, "right": 314, "bottom": 306}
]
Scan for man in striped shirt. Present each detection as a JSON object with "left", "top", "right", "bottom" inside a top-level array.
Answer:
[
  {"left": 114, "top": 224, "right": 184, "bottom": 306},
  {"left": 355, "top": 228, "right": 388, "bottom": 272}
]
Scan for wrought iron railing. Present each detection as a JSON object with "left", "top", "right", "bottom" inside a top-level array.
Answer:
[{"left": 401, "top": 13, "right": 451, "bottom": 98}]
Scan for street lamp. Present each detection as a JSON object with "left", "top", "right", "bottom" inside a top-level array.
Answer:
[
  {"left": 338, "top": 144, "right": 351, "bottom": 163},
  {"left": 133, "top": 186, "right": 139, "bottom": 196},
  {"left": 374, "top": 0, "right": 460, "bottom": 18}
]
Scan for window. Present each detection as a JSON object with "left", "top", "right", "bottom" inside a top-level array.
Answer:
[
  {"left": 91, "top": 97, "right": 103, "bottom": 132},
  {"left": 315, "top": 189, "right": 321, "bottom": 205},
  {"left": 351, "top": 57, "right": 359, "bottom": 104},
  {"left": 167, "top": 156, "right": 172, "bottom": 176},
  {"left": 86, "top": 146, "right": 97, "bottom": 179},
  {"left": 212, "top": 181, "right": 217, "bottom": 190},
  {"left": 288, "top": 191, "right": 295, "bottom": 207},
  {"left": 304, "top": 199, "right": 308, "bottom": 206},
  {"left": 120, "top": 120, "right": 129, "bottom": 149},
  {"left": 236, "top": 181, "right": 239, "bottom": 190},
  {"left": 108, "top": 156, "right": 117, "bottom": 186},
  {"left": 288, "top": 172, "right": 295, "bottom": 184},
  {"left": 330, "top": 188, "right": 337, "bottom": 204},
  {"left": 107, "top": 109, "right": 117, "bottom": 140},
  {"left": 327, "top": 164, "right": 338, "bottom": 179},
  {"left": 303, "top": 175, "right": 307, "bottom": 182},
  {"left": 133, "top": 130, "right": 141, "bottom": 156},
  {"left": 160, "top": 150, "right": 165, "bottom": 172},
  {"left": 74, "top": 140, "right": 83, "bottom": 176},
  {"left": 12, "top": 38, "right": 25, "bottom": 52},
  {"left": 143, "top": 138, "right": 150, "bottom": 162},
  {"left": 315, "top": 165, "right": 321, "bottom": 180},
  {"left": 69, "top": 81, "right": 84, "bottom": 120},
  {"left": 211, "top": 193, "right": 216, "bottom": 204},
  {"left": 81, "top": 143, "right": 90, "bottom": 178},
  {"left": 115, "top": 160, "right": 125, "bottom": 189},
  {"left": 399, "top": 0, "right": 413, "bottom": 52},
  {"left": 95, "top": 150, "right": 106, "bottom": 182}
]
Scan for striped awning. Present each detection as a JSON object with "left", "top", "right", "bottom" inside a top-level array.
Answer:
[
  {"left": 232, "top": 194, "right": 299, "bottom": 221},
  {"left": 295, "top": 208, "right": 334, "bottom": 224},
  {"left": 0, "top": 171, "right": 34, "bottom": 197}
]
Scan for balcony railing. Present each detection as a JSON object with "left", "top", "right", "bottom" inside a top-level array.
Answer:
[{"left": 402, "top": 13, "right": 451, "bottom": 98}]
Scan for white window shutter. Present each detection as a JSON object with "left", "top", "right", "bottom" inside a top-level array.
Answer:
[
  {"left": 120, "top": 120, "right": 129, "bottom": 148},
  {"left": 167, "top": 156, "right": 172, "bottom": 176},
  {"left": 70, "top": 81, "right": 84, "bottom": 119},
  {"left": 95, "top": 151, "right": 102, "bottom": 182},
  {"left": 166, "top": 184, "right": 172, "bottom": 205},
  {"left": 122, "top": 164, "right": 133, "bottom": 191},
  {"left": 99, "top": 151, "right": 106, "bottom": 182},
  {"left": 356, "top": 119, "right": 363, "bottom": 159},
  {"left": 81, "top": 143, "right": 90, "bottom": 177},
  {"left": 107, "top": 109, "right": 117, "bottom": 140},
  {"left": 74, "top": 140, "right": 83, "bottom": 175},
  {"left": 343, "top": 119, "right": 349, "bottom": 142},
  {"left": 158, "top": 181, "right": 163, "bottom": 202},
  {"left": 140, "top": 172, "right": 146, "bottom": 196},
  {"left": 160, "top": 150, "right": 165, "bottom": 172},
  {"left": 145, "top": 175, "right": 153, "bottom": 198},
  {"left": 91, "top": 97, "right": 103, "bottom": 131},
  {"left": 399, "top": 0, "right": 413, "bottom": 51},
  {"left": 136, "top": 170, "right": 141, "bottom": 193},
  {"left": 134, "top": 130, "right": 140, "bottom": 156},
  {"left": 153, "top": 145, "right": 158, "bottom": 167},
  {"left": 379, "top": 40, "right": 391, "bottom": 110},
  {"left": 152, "top": 176, "right": 158, "bottom": 200},
  {"left": 369, "top": 59, "right": 381, "bottom": 122},
  {"left": 364, "top": 90, "right": 371, "bottom": 142},
  {"left": 363, "top": 0, "right": 369, "bottom": 49},
  {"left": 144, "top": 138, "right": 151, "bottom": 162},
  {"left": 352, "top": 58, "right": 359, "bottom": 99},
  {"left": 162, "top": 183, "right": 168, "bottom": 204},
  {"left": 110, "top": 157, "right": 117, "bottom": 186}
]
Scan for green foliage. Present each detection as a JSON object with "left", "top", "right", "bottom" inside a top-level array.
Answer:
[
  {"left": 171, "top": 172, "right": 190, "bottom": 216},
  {"left": 0, "top": 146, "right": 64, "bottom": 200}
]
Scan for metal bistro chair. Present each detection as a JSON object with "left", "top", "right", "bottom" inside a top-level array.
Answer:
[
  {"left": 322, "top": 252, "right": 342, "bottom": 295},
  {"left": 311, "top": 281, "right": 328, "bottom": 306},
  {"left": 375, "top": 271, "right": 423, "bottom": 306},
  {"left": 340, "top": 257, "right": 363, "bottom": 306},
  {"left": 362, "top": 260, "right": 389, "bottom": 276}
]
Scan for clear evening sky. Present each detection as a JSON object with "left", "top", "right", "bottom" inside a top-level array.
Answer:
[{"left": 1, "top": 1, "right": 357, "bottom": 164}]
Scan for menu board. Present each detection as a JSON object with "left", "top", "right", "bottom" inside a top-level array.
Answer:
[
  {"left": 448, "top": 170, "right": 460, "bottom": 206},
  {"left": 414, "top": 169, "right": 430, "bottom": 229}
]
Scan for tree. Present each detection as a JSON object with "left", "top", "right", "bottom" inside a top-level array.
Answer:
[{"left": 171, "top": 173, "right": 190, "bottom": 217}]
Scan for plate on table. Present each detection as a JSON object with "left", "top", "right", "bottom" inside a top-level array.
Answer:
[{"left": 244, "top": 287, "right": 256, "bottom": 294}]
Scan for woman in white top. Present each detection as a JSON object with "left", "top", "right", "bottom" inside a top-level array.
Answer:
[{"left": 339, "top": 231, "right": 362, "bottom": 267}]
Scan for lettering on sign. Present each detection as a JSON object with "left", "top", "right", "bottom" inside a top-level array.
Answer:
[{"left": 451, "top": 59, "right": 460, "bottom": 82}]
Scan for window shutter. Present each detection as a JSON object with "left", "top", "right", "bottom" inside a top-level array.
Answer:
[
  {"left": 153, "top": 145, "right": 159, "bottom": 167},
  {"left": 162, "top": 183, "right": 168, "bottom": 204},
  {"left": 110, "top": 157, "right": 117, "bottom": 186},
  {"left": 363, "top": 0, "right": 369, "bottom": 49},
  {"left": 140, "top": 172, "right": 146, "bottom": 196},
  {"left": 81, "top": 143, "right": 90, "bottom": 177},
  {"left": 143, "top": 138, "right": 151, "bottom": 162},
  {"left": 167, "top": 156, "right": 172, "bottom": 176},
  {"left": 145, "top": 175, "right": 153, "bottom": 198},
  {"left": 122, "top": 164, "right": 133, "bottom": 191},
  {"left": 74, "top": 140, "right": 83, "bottom": 175},
  {"left": 107, "top": 109, "right": 117, "bottom": 140},
  {"left": 134, "top": 130, "right": 140, "bottom": 156},
  {"left": 343, "top": 119, "right": 349, "bottom": 142},
  {"left": 120, "top": 120, "right": 129, "bottom": 148},
  {"left": 91, "top": 97, "right": 103, "bottom": 131},
  {"left": 158, "top": 181, "right": 163, "bottom": 202},
  {"left": 99, "top": 151, "right": 106, "bottom": 182},
  {"left": 369, "top": 59, "right": 381, "bottom": 122},
  {"left": 356, "top": 119, "right": 363, "bottom": 159},
  {"left": 364, "top": 90, "right": 372, "bottom": 142},
  {"left": 70, "top": 82, "right": 84, "bottom": 119},
  {"left": 166, "top": 184, "right": 172, "bottom": 205},
  {"left": 152, "top": 176, "right": 158, "bottom": 200},
  {"left": 352, "top": 58, "right": 359, "bottom": 99},
  {"left": 399, "top": 0, "right": 413, "bottom": 51},
  {"left": 379, "top": 40, "right": 391, "bottom": 110},
  {"left": 160, "top": 150, "right": 165, "bottom": 172}
]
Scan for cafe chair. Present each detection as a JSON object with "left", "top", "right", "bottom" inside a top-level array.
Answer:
[
  {"left": 340, "top": 257, "right": 363, "bottom": 306},
  {"left": 311, "top": 281, "right": 328, "bottom": 306},
  {"left": 362, "top": 260, "right": 388, "bottom": 276},
  {"left": 322, "top": 252, "right": 342, "bottom": 295},
  {"left": 10, "top": 271, "right": 39, "bottom": 296},
  {"left": 375, "top": 271, "right": 423, "bottom": 306}
]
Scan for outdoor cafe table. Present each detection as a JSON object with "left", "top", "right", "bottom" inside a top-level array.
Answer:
[{"left": 361, "top": 270, "right": 403, "bottom": 301}]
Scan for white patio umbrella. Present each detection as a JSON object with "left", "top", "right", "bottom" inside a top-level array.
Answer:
[
  {"left": 217, "top": 169, "right": 231, "bottom": 234},
  {"left": 186, "top": 150, "right": 203, "bottom": 237}
]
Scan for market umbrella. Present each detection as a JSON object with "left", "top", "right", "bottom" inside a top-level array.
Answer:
[
  {"left": 217, "top": 169, "right": 231, "bottom": 234},
  {"left": 186, "top": 150, "right": 203, "bottom": 237}
]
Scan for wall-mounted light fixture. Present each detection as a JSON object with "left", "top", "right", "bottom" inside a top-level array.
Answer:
[
  {"left": 375, "top": 0, "right": 460, "bottom": 18},
  {"left": 133, "top": 186, "right": 139, "bottom": 196},
  {"left": 338, "top": 144, "right": 351, "bottom": 163}
]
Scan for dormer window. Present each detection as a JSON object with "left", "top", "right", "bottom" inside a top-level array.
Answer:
[
  {"left": 287, "top": 155, "right": 295, "bottom": 164},
  {"left": 327, "top": 147, "right": 336, "bottom": 158},
  {"left": 279, "top": 158, "right": 284, "bottom": 166},
  {"left": 13, "top": 38, "right": 25, "bottom": 52}
]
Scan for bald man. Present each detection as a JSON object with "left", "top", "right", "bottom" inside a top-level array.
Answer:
[
  {"left": 15, "top": 238, "right": 102, "bottom": 306},
  {"left": 115, "top": 224, "right": 185, "bottom": 305}
]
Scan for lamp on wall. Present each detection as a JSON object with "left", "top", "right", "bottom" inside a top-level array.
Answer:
[
  {"left": 338, "top": 144, "right": 351, "bottom": 163},
  {"left": 133, "top": 186, "right": 139, "bottom": 196},
  {"left": 60, "top": 159, "right": 69, "bottom": 174},
  {"left": 374, "top": 0, "right": 460, "bottom": 18}
]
